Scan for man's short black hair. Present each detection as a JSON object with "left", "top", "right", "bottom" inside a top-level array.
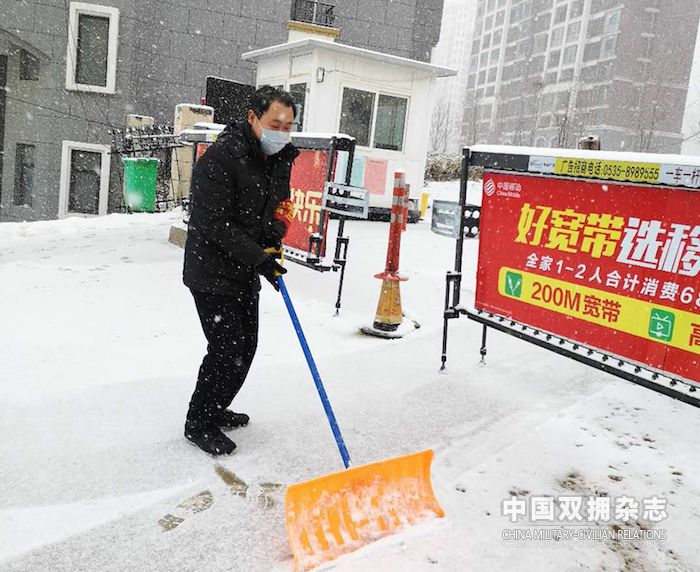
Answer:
[{"left": 249, "top": 85, "right": 297, "bottom": 119}]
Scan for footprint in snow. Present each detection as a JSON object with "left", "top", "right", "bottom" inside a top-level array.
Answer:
[
  {"left": 158, "top": 489, "right": 214, "bottom": 531},
  {"left": 158, "top": 467, "right": 284, "bottom": 531},
  {"left": 216, "top": 464, "right": 283, "bottom": 509}
]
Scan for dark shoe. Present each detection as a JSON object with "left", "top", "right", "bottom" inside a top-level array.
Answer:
[
  {"left": 185, "top": 424, "right": 236, "bottom": 456},
  {"left": 216, "top": 410, "right": 249, "bottom": 430}
]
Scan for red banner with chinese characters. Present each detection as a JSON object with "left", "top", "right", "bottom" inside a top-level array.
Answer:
[
  {"left": 475, "top": 173, "right": 700, "bottom": 383},
  {"left": 285, "top": 149, "right": 329, "bottom": 256}
]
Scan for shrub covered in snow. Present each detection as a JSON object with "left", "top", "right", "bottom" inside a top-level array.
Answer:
[{"left": 425, "top": 152, "right": 483, "bottom": 181}]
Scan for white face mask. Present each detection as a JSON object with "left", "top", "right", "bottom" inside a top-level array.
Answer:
[{"left": 256, "top": 117, "right": 291, "bottom": 156}]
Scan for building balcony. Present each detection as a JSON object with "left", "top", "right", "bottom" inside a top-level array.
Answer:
[{"left": 291, "top": 0, "right": 336, "bottom": 28}]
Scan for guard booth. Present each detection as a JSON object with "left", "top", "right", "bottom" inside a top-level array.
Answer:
[
  {"left": 180, "top": 124, "right": 369, "bottom": 314},
  {"left": 241, "top": 34, "right": 455, "bottom": 220},
  {"left": 440, "top": 145, "right": 700, "bottom": 408}
]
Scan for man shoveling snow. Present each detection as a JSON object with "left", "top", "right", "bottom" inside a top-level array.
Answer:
[{"left": 182, "top": 85, "right": 299, "bottom": 455}]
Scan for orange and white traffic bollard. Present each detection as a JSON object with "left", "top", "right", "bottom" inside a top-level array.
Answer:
[{"left": 361, "top": 172, "right": 419, "bottom": 338}]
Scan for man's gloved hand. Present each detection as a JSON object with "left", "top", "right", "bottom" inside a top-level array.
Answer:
[{"left": 257, "top": 249, "right": 287, "bottom": 291}]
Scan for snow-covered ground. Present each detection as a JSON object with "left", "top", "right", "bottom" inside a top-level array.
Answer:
[{"left": 1, "top": 183, "right": 699, "bottom": 572}]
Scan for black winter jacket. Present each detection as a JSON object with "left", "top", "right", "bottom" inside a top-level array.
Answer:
[{"left": 183, "top": 121, "right": 299, "bottom": 294}]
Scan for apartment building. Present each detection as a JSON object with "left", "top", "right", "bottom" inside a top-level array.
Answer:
[{"left": 461, "top": 0, "right": 700, "bottom": 152}]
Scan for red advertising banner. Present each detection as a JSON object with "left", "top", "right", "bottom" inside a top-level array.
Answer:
[
  {"left": 475, "top": 172, "right": 700, "bottom": 384},
  {"left": 286, "top": 149, "right": 329, "bottom": 256}
]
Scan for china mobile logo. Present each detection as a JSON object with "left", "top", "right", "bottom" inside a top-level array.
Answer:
[{"left": 485, "top": 178, "right": 496, "bottom": 196}]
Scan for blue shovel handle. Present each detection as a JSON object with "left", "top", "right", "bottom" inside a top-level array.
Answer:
[{"left": 277, "top": 275, "right": 352, "bottom": 469}]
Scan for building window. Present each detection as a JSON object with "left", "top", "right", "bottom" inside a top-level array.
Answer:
[
  {"left": 19, "top": 50, "right": 39, "bottom": 81},
  {"left": 339, "top": 88, "right": 408, "bottom": 152},
  {"left": 551, "top": 27, "right": 564, "bottom": 48},
  {"left": 583, "top": 41, "right": 601, "bottom": 62},
  {"left": 600, "top": 35, "right": 617, "bottom": 59},
  {"left": 548, "top": 50, "right": 561, "bottom": 68},
  {"left": 587, "top": 17, "right": 603, "bottom": 37},
  {"left": 373, "top": 94, "right": 408, "bottom": 151},
  {"left": 554, "top": 5, "right": 567, "bottom": 23},
  {"left": 566, "top": 21, "right": 581, "bottom": 42},
  {"left": 598, "top": 61, "right": 614, "bottom": 80},
  {"left": 58, "top": 141, "right": 110, "bottom": 217},
  {"left": 593, "top": 86, "right": 609, "bottom": 105},
  {"left": 646, "top": 10, "right": 658, "bottom": 31},
  {"left": 560, "top": 67, "right": 574, "bottom": 80},
  {"left": 563, "top": 45, "right": 577, "bottom": 65},
  {"left": 570, "top": 0, "right": 584, "bottom": 18},
  {"left": 534, "top": 33, "right": 548, "bottom": 53},
  {"left": 603, "top": 9, "right": 621, "bottom": 34},
  {"left": 13, "top": 143, "right": 35, "bottom": 207},
  {"left": 65, "top": 3, "right": 120, "bottom": 93},
  {"left": 288, "top": 82, "right": 307, "bottom": 132},
  {"left": 496, "top": 10, "right": 505, "bottom": 26}
]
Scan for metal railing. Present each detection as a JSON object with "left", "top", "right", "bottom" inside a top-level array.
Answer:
[{"left": 291, "top": 0, "right": 336, "bottom": 27}]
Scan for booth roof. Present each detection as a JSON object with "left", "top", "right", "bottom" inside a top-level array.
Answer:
[
  {"left": 242, "top": 38, "right": 457, "bottom": 78},
  {"left": 190, "top": 122, "right": 356, "bottom": 142}
]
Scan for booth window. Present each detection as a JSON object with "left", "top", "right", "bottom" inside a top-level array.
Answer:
[
  {"left": 340, "top": 87, "right": 408, "bottom": 151},
  {"left": 373, "top": 95, "right": 407, "bottom": 151},
  {"left": 66, "top": 3, "right": 120, "bottom": 93},
  {"left": 13, "top": 143, "right": 35, "bottom": 207},
  {"left": 339, "top": 87, "right": 375, "bottom": 147}
]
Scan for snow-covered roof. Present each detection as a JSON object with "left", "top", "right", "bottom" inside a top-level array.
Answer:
[
  {"left": 0, "top": 26, "right": 50, "bottom": 62},
  {"left": 468, "top": 145, "right": 700, "bottom": 168},
  {"left": 242, "top": 38, "right": 457, "bottom": 78}
]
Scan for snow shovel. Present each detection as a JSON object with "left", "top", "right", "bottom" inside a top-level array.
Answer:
[{"left": 276, "top": 275, "right": 444, "bottom": 571}]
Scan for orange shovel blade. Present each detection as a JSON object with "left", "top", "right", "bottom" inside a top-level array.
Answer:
[{"left": 285, "top": 449, "right": 444, "bottom": 571}]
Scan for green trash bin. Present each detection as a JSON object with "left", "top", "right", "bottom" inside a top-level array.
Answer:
[{"left": 122, "top": 157, "right": 159, "bottom": 213}]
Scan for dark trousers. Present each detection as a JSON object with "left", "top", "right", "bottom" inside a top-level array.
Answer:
[{"left": 187, "top": 288, "right": 259, "bottom": 429}]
